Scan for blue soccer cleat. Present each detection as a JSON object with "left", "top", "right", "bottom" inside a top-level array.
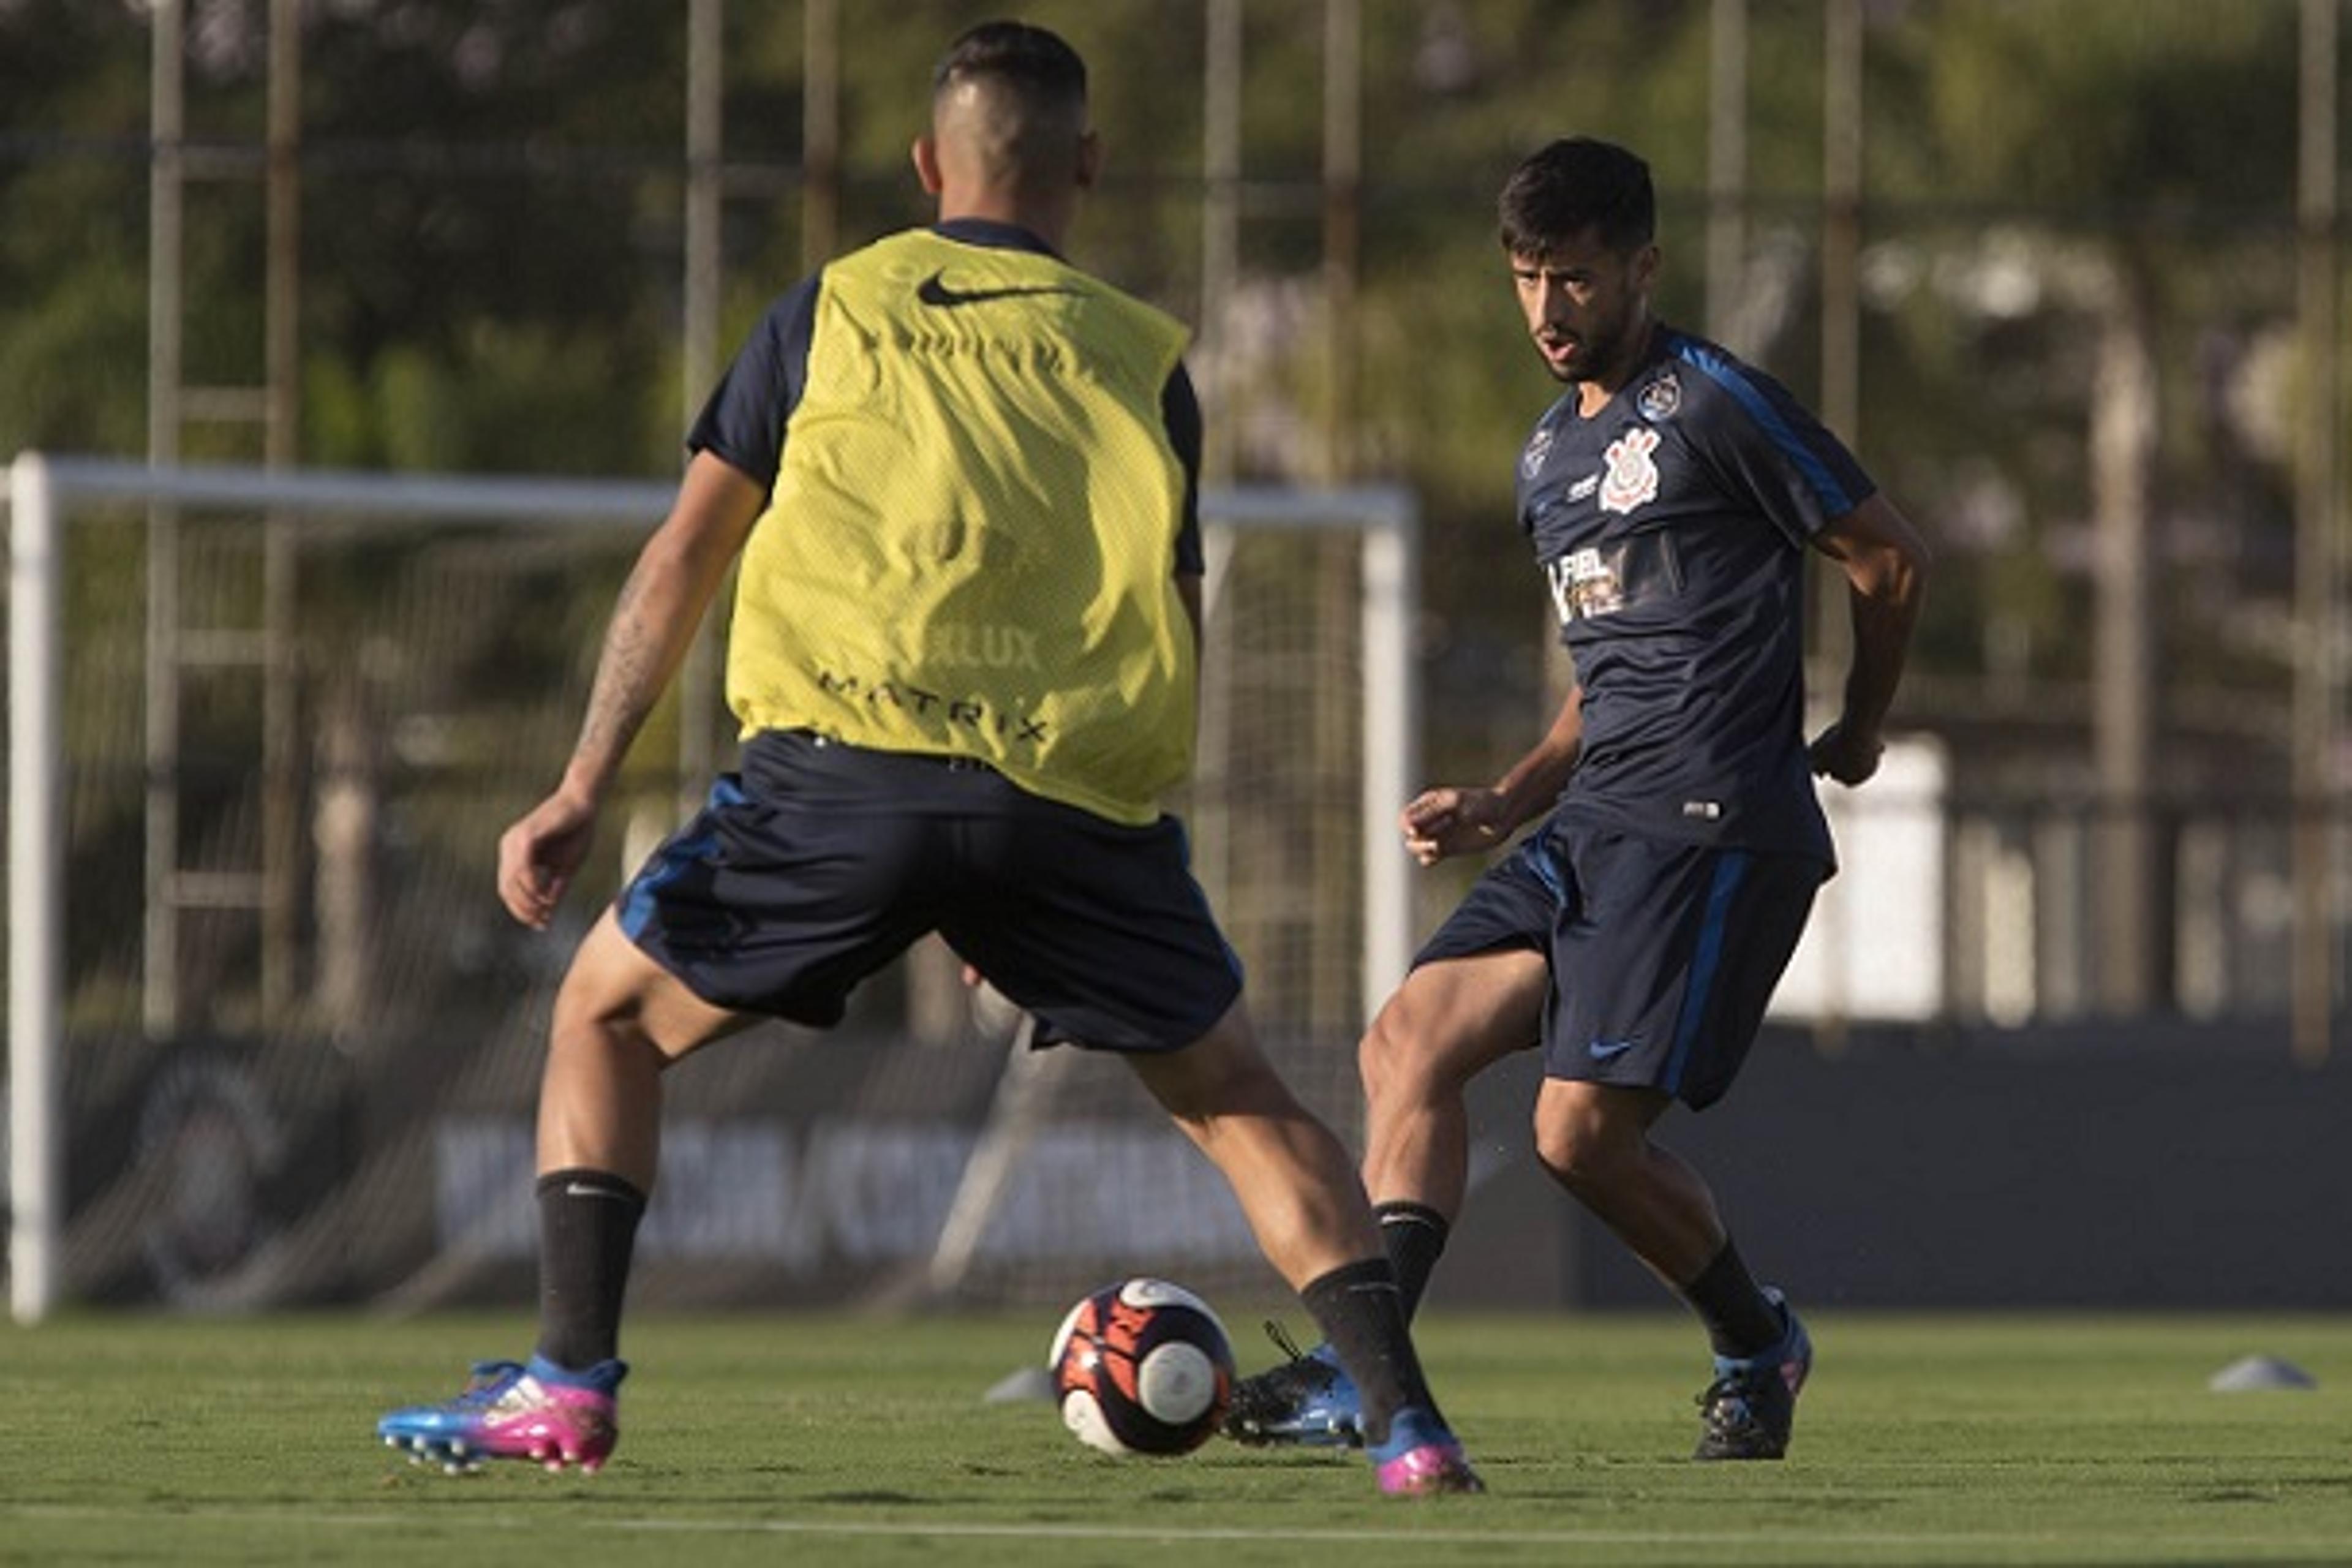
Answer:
[
  {"left": 376, "top": 1355, "right": 627, "bottom": 1475},
  {"left": 1219, "top": 1322, "right": 1364, "bottom": 1448},
  {"left": 1692, "top": 1286, "right": 1811, "bottom": 1461}
]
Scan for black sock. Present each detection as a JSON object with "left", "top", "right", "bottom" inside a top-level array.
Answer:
[
  {"left": 1300, "top": 1257, "right": 1438, "bottom": 1448},
  {"left": 1374, "top": 1200, "right": 1451, "bottom": 1322},
  {"left": 1679, "top": 1238, "right": 1784, "bottom": 1360},
  {"left": 533, "top": 1167, "right": 646, "bottom": 1371}
]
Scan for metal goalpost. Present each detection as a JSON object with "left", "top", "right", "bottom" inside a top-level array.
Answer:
[{"left": 6, "top": 451, "right": 1419, "bottom": 1324}]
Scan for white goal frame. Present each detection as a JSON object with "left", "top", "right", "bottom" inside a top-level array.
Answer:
[{"left": 6, "top": 451, "right": 1419, "bottom": 1324}]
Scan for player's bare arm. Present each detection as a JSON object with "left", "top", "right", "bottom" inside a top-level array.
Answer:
[
  {"left": 1401, "top": 685, "right": 1585, "bottom": 866},
  {"left": 1806, "top": 491, "right": 1930, "bottom": 789},
  {"left": 498, "top": 452, "right": 768, "bottom": 929}
]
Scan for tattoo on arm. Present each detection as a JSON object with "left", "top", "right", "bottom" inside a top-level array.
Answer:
[
  {"left": 570, "top": 564, "right": 669, "bottom": 790},
  {"left": 555, "top": 456, "right": 761, "bottom": 798}
]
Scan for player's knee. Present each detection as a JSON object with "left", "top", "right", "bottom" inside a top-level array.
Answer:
[
  {"left": 1357, "top": 993, "right": 1452, "bottom": 1109},
  {"left": 549, "top": 954, "right": 666, "bottom": 1071},
  {"left": 1531, "top": 1112, "right": 1640, "bottom": 1194},
  {"left": 1141, "top": 1019, "right": 1296, "bottom": 1128},
  {"left": 1357, "top": 1008, "right": 1409, "bottom": 1108},
  {"left": 1189, "top": 1053, "right": 1297, "bottom": 1127},
  {"left": 549, "top": 915, "right": 742, "bottom": 1066},
  {"left": 548, "top": 994, "right": 656, "bottom": 1079}
]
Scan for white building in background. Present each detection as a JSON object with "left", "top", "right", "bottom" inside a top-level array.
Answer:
[{"left": 1771, "top": 736, "right": 1948, "bottom": 1023}]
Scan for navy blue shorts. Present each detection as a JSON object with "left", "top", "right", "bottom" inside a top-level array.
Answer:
[
  {"left": 616, "top": 731, "right": 1242, "bottom": 1053},
  {"left": 1416, "top": 817, "right": 1825, "bottom": 1109}
]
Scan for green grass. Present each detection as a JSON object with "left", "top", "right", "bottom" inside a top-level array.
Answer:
[{"left": 6, "top": 1310, "right": 2351, "bottom": 1565}]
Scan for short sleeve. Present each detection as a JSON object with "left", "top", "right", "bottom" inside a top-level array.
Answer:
[
  {"left": 1676, "top": 342, "right": 1876, "bottom": 547},
  {"left": 685, "top": 274, "right": 822, "bottom": 491},
  {"left": 1163, "top": 364, "right": 1205, "bottom": 575}
]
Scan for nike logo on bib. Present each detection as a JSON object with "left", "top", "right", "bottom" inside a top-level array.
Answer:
[{"left": 916, "top": 270, "right": 1087, "bottom": 309}]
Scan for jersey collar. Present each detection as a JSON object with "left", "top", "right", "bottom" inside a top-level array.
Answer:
[
  {"left": 1574, "top": 321, "right": 1675, "bottom": 421},
  {"left": 931, "top": 216, "right": 1061, "bottom": 259}
]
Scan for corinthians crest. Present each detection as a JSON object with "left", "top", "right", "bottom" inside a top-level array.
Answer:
[{"left": 1599, "top": 426, "right": 1662, "bottom": 515}]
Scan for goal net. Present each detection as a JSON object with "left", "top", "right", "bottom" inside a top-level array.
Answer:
[{"left": 4, "top": 454, "right": 1417, "bottom": 1321}]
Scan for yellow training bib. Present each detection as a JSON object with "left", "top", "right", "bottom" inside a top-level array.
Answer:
[{"left": 725, "top": 229, "right": 1196, "bottom": 826}]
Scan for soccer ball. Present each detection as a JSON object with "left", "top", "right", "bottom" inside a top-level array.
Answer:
[{"left": 1048, "top": 1276, "right": 1235, "bottom": 1457}]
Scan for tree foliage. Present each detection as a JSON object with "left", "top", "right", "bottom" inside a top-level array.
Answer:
[{"left": 0, "top": 0, "right": 2335, "bottom": 757}]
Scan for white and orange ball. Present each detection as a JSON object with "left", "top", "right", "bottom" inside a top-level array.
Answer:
[{"left": 1047, "top": 1277, "right": 1235, "bottom": 1457}]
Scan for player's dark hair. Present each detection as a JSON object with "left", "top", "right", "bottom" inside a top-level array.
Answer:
[
  {"left": 1498, "top": 137, "right": 1655, "bottom": 260},
  {"left": 933, "top": 20, "right": 1088, "bottom": 114}
]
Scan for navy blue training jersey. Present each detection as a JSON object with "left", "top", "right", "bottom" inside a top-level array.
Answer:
[
  {"left": 1518, "top": 325, "right": 1874, "bottom": 863},
  {"left": 685, "top": 217, "right": 1206, "bottom": 575}
]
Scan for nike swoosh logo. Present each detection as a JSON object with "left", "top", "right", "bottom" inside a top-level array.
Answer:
[
  {"left": 1587, "top": 1038, "right": 1639, "bottom": 1061},
  {"left": 916, "top": 270, "right": 1087, "bottom": 309}
]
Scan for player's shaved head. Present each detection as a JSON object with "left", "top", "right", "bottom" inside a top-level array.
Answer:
[{"left": 929, "top": 21, "right": 1090, "bottom": 194}]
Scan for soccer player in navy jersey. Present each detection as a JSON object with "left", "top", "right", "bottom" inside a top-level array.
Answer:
[
  {"left": 1226, "top": 136, "right": 1929, "bottom": 1461},
  {"left": 375, "top": 21, "right": 1477, "bottom": 1496}
]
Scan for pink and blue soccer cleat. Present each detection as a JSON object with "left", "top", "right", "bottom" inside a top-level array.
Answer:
[
  {"left": 1223, "top": 1325, "right": 1480, "bottom": 1495},
  {"left": 1369, "top": 1405, "right": 1485, "bottom": 1496},
  {"left": 377, "top": 1355, "right": 625, "bottom": 1474}
]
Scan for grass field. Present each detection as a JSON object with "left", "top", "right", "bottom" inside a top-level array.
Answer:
[{"left": 6, "top": 1308, "right": 2351, "bottom": 1566}]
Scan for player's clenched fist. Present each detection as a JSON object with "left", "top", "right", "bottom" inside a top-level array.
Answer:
[
  {"left": 1806, "top": 720, "right": 1884, "bottom": 790},
  {"left": 1400, "top": 786, "right": 1509, "bottom": 866}
]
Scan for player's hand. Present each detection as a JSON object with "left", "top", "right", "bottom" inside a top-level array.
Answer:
[
  {"left": 497, "top": 788, "right": 601, "bottom": 929},
  {"left": 1808, "top": 720, "right": 1883, "bottom": 788},
  {"left": 1400, "top": 786, "right": 1511, "bottom": 866}
]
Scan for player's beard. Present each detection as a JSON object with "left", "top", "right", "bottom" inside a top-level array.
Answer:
[{"left": 1537, "top": 301, "right": 1642, "bottom": 387}]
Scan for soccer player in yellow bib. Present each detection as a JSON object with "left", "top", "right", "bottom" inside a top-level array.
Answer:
[{"left": 375, "top": 20, "right": 1479, "bottom": 1497}]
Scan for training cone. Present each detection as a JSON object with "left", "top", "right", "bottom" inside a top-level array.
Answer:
[{"left": 2208, "top": 1355, "right": 2317, "bottom": 1392}]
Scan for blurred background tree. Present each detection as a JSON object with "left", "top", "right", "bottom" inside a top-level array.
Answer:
[{"left": 0, "top": 0, "right": 2339, "bottom": 810}]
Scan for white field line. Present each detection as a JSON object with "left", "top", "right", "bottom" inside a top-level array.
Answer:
[{"left": 7, "top": 1505, "right": 2346, "bottom": 1555}]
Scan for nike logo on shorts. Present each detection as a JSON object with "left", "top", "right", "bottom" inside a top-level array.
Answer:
[
  {"left": 1587, "top": 1038, "right": 1638, "bottom": 1061},
  {"left": 916, "top": 270, "right": 1087, "bottom": 309}
]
